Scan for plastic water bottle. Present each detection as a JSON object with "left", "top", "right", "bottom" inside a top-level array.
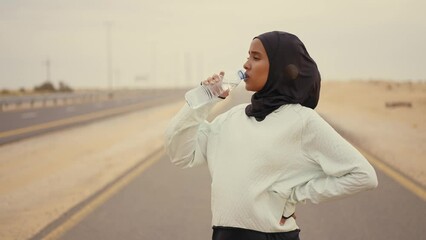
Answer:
[{"left": 185, "top": 70, "right": 246, "bottom": 109}]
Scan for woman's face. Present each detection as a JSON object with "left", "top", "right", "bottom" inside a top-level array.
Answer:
[{"left": 243, "top": 38, "right": 270, "bottom": 92}]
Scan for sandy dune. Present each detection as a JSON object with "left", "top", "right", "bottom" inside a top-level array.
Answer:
[{"left": 317, "top": 81, "right": 425, "bottom": 187}]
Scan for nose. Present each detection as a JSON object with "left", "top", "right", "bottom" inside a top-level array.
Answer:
[{"left": 243, "top": 59, "right": 250, "bottom": 70}]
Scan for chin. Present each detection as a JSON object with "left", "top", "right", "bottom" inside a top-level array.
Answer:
[{"left": 245, "top": 85, "right": 258, "bottom": 92}]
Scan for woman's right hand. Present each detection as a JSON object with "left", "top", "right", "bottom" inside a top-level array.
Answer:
[{"left": 202, "top": 71, "right": 229, "bottom": 99}]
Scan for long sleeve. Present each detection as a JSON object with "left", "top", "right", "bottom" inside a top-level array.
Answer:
[
  {"left": 164, "top": 101, "right": 219, "bottom": 168},
  {"left": 293, "top": 111, "right": 378, "bottom": 204}
]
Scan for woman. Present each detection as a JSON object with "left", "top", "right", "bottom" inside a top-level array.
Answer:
[{"left": 165, "top": 31, "right": 378, "bottom": 240}]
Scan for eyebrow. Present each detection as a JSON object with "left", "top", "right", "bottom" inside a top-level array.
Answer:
[{"left": 248, "top": 50, "right": 262, "bottom": 55}]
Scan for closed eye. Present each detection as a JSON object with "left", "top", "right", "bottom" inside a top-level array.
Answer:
[{"left": 247, "top": 55, "right": 261, "bottom": 61}]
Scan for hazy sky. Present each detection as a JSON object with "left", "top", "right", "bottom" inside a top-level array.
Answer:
[{"left": 1, "top": 0, "right": 425, "bottom": 89}]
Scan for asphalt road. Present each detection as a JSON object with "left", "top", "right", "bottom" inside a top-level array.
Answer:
[
  {"left": 35, "top": 154, "right": 425, "bottom": 240},
  {"left": 0, "top": 89, "right": 186, "bottom": 145}
]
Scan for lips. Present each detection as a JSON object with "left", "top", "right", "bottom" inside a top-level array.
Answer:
[{"left": 244, "top": 73, "right": 250, "bottom": 82}]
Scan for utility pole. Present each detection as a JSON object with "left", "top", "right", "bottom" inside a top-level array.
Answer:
[
  {"left": 45, "top": 57, "right": 51, "bottom": 82},
  {"left": 105, "top": 21, "right": 113, "bottom": 90},
  {"left": 150, "top": 41, "right": 157, "bottom": 88},
  {"left": 184, "top": 51, "right": 192, "bottom": 87}
]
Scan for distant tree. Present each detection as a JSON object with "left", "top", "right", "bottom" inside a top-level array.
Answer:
[{"left": 19, "top": 87, "right": 26, "bottom": 93}]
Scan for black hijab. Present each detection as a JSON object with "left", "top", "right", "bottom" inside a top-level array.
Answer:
[{"left": 245, "top": 31, "right": 321, "bottom": 121}]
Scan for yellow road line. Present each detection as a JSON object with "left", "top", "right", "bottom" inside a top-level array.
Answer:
[
  {"left": 0, "top": 101, "right": 152, "bottom": 139},
  {"left": 42, "top": 149, "right": 164, "bottom": 240},
  {"left": 357, "top": 148, "right": 426, "bottom": 201}
]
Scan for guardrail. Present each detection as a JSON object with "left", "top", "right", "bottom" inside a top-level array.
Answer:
[{"left": 0, "top": 89, "right": 182, "bottom": 112}]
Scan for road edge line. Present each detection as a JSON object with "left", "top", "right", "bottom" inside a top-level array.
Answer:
[
  {"left": 29, "top": 148, "right": 165, "bottom": 240},
  {"left": 0, "top": 101, "right": 152, "bottom": 139},
  {"left": 357, "top": 147, "right": 426, "bottom": 201},
  {"left": 321, "top": 115, "right": 426, "bottom": 202}
]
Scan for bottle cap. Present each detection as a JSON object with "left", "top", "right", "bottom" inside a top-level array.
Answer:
[{"left": 237, "top": 70, "right": 246, "bottom": 80}]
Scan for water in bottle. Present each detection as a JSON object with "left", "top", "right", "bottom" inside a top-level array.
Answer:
[{"left": 185, "top": 70, "right": 246, "bottom": 109}]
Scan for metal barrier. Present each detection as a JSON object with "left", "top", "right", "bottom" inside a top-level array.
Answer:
[
  {"left": 0, "top": 89, "right": 187, "bottom": 112},
  {"left": 0, "top": 91, "right": 116, "bottom": 112}
]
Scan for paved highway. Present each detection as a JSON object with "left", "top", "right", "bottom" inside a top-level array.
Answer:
[
  {"left": 0, "top": 89, "right": 187, "bottom": 145},
  {"left": 31, "top": 153, "right": 426, "bottom": 240}
]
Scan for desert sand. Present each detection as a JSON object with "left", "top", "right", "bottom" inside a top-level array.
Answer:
[
  {"left": 317, "top": 81, "right": 425, "bottom": 187},
  {"left": 0, "top": 80, "right": 424, "bottom": 239}
]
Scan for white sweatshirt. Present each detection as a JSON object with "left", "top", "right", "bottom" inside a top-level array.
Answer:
[{"left": 164, "top": 101, "right": 378, "bottom": 233}]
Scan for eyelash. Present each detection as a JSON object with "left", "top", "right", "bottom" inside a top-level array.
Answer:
[{"left": 247, "top": 56, "right": 260, "bottom": 61}]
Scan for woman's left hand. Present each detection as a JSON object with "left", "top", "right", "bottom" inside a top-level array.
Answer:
[{"left": 279, "top": 213, "right": 296, "bottom": 225}]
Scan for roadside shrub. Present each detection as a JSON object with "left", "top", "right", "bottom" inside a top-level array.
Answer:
[
  {"left": 58, "top": 81, "right": 73, "bottom": 92},
  {"left": 0, "top": 89, "right": 10, "bottom": 95},
  {"left": 34, "top": 81, "right": 56, "bottom": 92}
]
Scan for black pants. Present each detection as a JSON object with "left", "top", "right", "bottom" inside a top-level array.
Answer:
[{"left": 212, "top": 226, "right": 300, "bottom": 240}]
